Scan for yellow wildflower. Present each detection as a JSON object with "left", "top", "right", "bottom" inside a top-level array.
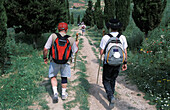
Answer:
[
  {"left": 163, "top": 79, "right": 166, "bottom": 81},
  {"left": 157, "top": 80, "right": 161, "bottom": 83},
  {"left": 140, "top": 49, "right": 143, "bottom": 51},
  {"left": 167, "top": 80, "right": 170, "bottom": 82}
]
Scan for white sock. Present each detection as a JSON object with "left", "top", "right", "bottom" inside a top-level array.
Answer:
[
  {"left": 53, "top": 86, "right": 58, "bottom": 95},
  {"left": 62, "top": 88, "right": 67, "bottom": 95}
]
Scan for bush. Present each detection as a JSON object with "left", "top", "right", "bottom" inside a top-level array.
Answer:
[{"left": 127, "top": 26, "right": 170, "bottom": 110}]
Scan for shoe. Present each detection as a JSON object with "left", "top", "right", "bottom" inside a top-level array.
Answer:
[
  {"left": 53, "top": 93, "right": 58, "bottom": 103},
  {"left": 62, "top": 92, "right": 68, "bottom": 100},
  {"left": 109, "top": 96, "right": 115, "bottom": 108}
]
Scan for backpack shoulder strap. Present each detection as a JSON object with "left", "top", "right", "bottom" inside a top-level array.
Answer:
[{"left": 107, "top": 33, "right": 121, "bottom": 38}]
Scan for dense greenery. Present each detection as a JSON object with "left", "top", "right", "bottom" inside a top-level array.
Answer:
[
  {"left": 4, "top": 0, "right": 68, "bottom": 48},
  {"left": 132, "top": 0, "right": 167, "bottom": 38},
  {"left": 127, "top": 27, "right": 170, "bottom": 110},
  {"left": 82, "top": 0, "right": 94, "bottom": 26},
  {"left": 71, "top": 12, "right": 74, "bottom": 24},
  {"left": 94, "top": 0, "right": 104, "bottom": 29},
  {"left": 115, "top": 0, "right": 131, "bottom": 31},
  {"left": 0, "top": 30, "right": 49, "bottom": 109},
  {"left": 104, "top": 0, "right": 115, "bottom": 24},
  {"left": 0, "top": 0, "right": 7, "bottom": 74}
]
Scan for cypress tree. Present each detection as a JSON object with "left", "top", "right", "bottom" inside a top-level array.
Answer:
[
  {"left": 77, "top": 15, "right": 80, "bottom": 25},
  {"left": 82, "top": 0, "right": 94, "bottom": 26},
  {"left": 132, "top": 0, "right": 167, "bottom": 38},
  {"left": 66, "top": 0, "right": 70, "bottom": 23},
  {"left": 115, "top": 0, "right": 130, "bottom": 31},
  {"left": 0, "top": 0, "right": 7, "bottom": 74},
  {"left": 94, "top": 0, "right": 103, "bottom": 29},
  {"left": 104, "top": 0, "right": 115, "bottom": 23},
  {"left": 71, "top": 12, "right": 74, "bottom": 24}
]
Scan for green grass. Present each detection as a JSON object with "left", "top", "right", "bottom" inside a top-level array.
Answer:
[{"left": 0, "top": 50, "right": 48, "bottom": 109}]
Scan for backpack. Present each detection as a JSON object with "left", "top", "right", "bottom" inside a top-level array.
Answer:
[
  {"left": 104, "top": 34, "right": 125, "bottom": 66},
  {"left": 49, "top": 33, "right": 72, "bottom": 64},
  {"left": 82, "top": 26, "right": 85, "bottom": 29}
]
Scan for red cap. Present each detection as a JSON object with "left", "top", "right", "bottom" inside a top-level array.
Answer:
[{"left": 58, "top": 22, "right": 68, "bottom": 31}]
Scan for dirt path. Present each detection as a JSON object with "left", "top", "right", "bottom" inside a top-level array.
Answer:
[{"left": 37, "top": 27, "right": 156, "bottom": 110}]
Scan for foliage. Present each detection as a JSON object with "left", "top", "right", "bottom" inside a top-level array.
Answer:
[
  {"left": 82, "top": 0, "right": 94, "bottom": 26},
  {"left": 71, "top": 12, "right": 74, "bottom": 24},
  {"left": 4, "top": 0, "right": 67, "bottom": 48},
  {"left": 0, "top": 43, "right": 48, "bottom": 109},
  {"left": 104, "top": 0, "right": 115, "bottom": 24},
  {"left": 115, "top": 0, "right": 131, "bottom": 31},
  {"left": 132, "top": 0, "right": 167, "bottom": 37},
  {"left": 0, "top": 0, "right": 7, "bottom": 74},
  {"left": 127, "top": 27, "right": 170, "bottom": 110},
  {"left": 94, "top": 0, "right": 104, "bottom": 29},
  {"left": 77, "top": 15, "right": 81, "bottom": 24}
]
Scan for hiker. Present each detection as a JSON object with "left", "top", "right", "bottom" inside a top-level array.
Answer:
[
  {"left": 43, "top": 22, "right": 79, "bottom": 103},
  {"left": 99, "top": 19, "right": 128, "bottom": 107},
  {"left": 81, "top": 22, "right": 86, "bottom": 36}
]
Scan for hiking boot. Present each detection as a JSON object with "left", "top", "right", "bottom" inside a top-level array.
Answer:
[
  {"left": 53, "top": 93, "right": 58, "bottom": 103},
  {"left": 62, "top": 92, "right": 68, "bottom": 100},
  {"left": 109, "top": 96, "right": 115, "bottom": 108}
]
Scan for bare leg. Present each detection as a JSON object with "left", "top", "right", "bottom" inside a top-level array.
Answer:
[{"left": 51, "top": 76, "right": 57, "bottom": 87}]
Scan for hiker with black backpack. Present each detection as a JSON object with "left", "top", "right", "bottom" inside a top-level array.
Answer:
[
  {"left": 99, "top": 19, "right": 128, "bottom": 108},
  {"left": 43, "top": 22, "right": 79, "bottom": 103}
]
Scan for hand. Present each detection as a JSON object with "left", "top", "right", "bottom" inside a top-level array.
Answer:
[
  {"left": 122, "top": 64, "right": 127, "bottom": 71},
  {"left": 44, "top": 58, "right": 48, "bottom": 64}
]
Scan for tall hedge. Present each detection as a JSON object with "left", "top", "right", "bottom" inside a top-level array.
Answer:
[
  {"left": 82, "top": 0, "right": 94, "bottom": 26},
  {"left": 104, "top": 0, "right": 115, "bottom": 23},
  {"left": 94, "top": 0, "right": 103, "bottom": 29},
  {"left": 115, "top": 0, "right": 131, "bottom": 31},
  {"left": 132, "top": 0, "right": 167, "bottom": 38},
  {"left": 0, "top": 0, "right": 7, "bottom": 74}
]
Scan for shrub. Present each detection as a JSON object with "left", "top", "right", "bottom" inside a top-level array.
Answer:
[{"left": 127, "top": 26, "right": 170, "bottom": 110}]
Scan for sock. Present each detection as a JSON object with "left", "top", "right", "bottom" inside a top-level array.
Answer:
[
  {"left": 62, "top": 88, "right": 67, "bottom": 95},
  {"left": 53, "top": 86, "right": 58, "bottom": 95}
]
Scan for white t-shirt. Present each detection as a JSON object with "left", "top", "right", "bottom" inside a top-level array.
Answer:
[
  {"left": 100, "top": 32, "right": 128, "bottom": 50},
  {"left": 81, "top": 25, "right": 86, "bottom": 30},
  {"left": 44, "top": 33, "right": 78, "bottom": 53}
]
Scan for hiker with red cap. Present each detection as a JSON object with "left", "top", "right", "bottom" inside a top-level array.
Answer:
[
  {"left": 43, "top": 22, "right": 79, "bottom": 103},
  {"left": 99, "top": 19, "right": 128, "bottom": 108}
]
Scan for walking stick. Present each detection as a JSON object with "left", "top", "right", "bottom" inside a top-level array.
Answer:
[
  {"left": 96, "top": 30, "right": 105, "bottom": 84},
  {"left": 74, "top": 33, "right": 79, "bottom": 70}
]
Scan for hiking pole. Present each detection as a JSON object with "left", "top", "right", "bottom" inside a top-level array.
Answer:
[
  {"left": 74, "top": 33, "right": 79, "bottom": 70},
  {"left": 96, "top": 30, "right": 105, "bottom": 84},
  {"left": 96, "top": 55, "right": 102, "bottom": 84}
]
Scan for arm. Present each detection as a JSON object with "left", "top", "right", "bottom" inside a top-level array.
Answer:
[
  {"left": 43, "top": 48, "right": 48, "bottom": 64},
  {"left": 100, "top": 49, "right": 104, "bottom": 55},
  {"left": 122, "top": 49, "right": 127, "bottom": 71}
]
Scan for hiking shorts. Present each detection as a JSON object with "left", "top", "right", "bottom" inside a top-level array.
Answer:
[
  {"left": 82, "top": 29, "right": 85, "bottom": 33},
  {"left": 48, "top": 62, "right": 71, "bottom": 78}
]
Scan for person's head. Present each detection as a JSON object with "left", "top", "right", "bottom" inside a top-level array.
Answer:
[
  {"left": 106, "top": 19, "right": 122, "bottom": 32},
  {"left": 58, "top": 22, "right": 68, "bottom": 33}
]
